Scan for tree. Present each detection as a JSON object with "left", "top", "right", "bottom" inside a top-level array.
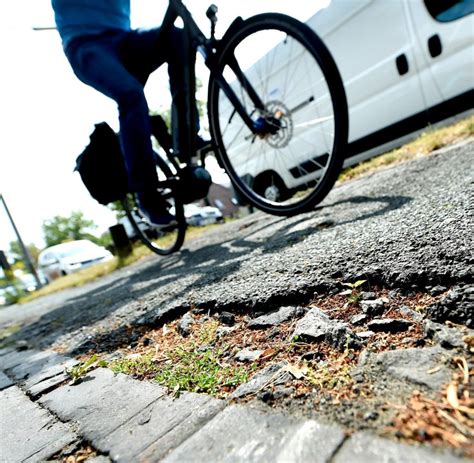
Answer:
[
  {"left": 9, "top": 241, "right": 40, "bottom": 265},
  {"left": 42, "top": 211, "right": 98, "bottom": 247}
]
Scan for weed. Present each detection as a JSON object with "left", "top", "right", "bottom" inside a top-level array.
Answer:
[
  {"left": 154, "top": 346, "right": 250, "bottom": 396},
  {"left": 109, "top": 354, "right": 160, "bottom": 378},
  {"left": 198, "top": 318, "right": 219, "bottom": 345},
  {"left": 340, "top": 279, "right": 367, "bottom": 304},
  {"left": 109, "top": 319, "right": 252, "bottom": 397},
  {"left": 65, "top": 355, "right": 106, "bottom": 385},
  {"left": 338, "top": 115, "right": 474, "bottom": 183},
  {"left": 305, "top": 349, "right": 354, "bottom": 391}
]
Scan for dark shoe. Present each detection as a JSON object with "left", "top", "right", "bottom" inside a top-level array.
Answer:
[{"left": 136, "top": 191, "right": 178, "bottom": 228}]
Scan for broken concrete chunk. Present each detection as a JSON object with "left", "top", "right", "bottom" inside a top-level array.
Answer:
[
  {"left": 359, "top": 347, "right": 452, "bottom": 390},
  {"left": 423, "top": 320, "right": 471, "bottom": 349},
  {"left": 398, "top": 305, "right": 423, "bottom": 322},
  {"left": 234, "top": 348, "right": 263, "bottom": 362},
  {"left": 360, "top": 299, "right": 385, "bottom": 316},
  {"left": 178, "top": 312, "right": 194, "bottom": 337},
  {"left": 248, "top": 306, "right": 303, "bottom": 329},
  {"left": 351, "top": 314, "right": 368, "bottom": 326},
  {"left": 217, "top": 311, "right": 235, "bottom": 326},
  {"left": 216, "top": 326, "right": 236, "bottom": 338},
  {"left": 292, "top": 308, "right": 360, "bottom": 350},
  {"left": 231, "top": 362, "right": 290, "bottom": 399}
]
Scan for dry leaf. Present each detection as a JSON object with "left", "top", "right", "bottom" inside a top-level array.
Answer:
[
  {"left": 446, "top": 382, "right": 460, "bottom": 409},
  {"left": 261, "top": 348, "right": 277, "bottom": 359},
  {"left": 285, "top": 364, "right": 308, "bottom": 379},
  {"left": 427, "top": 366, "right": 442, "bottom": 374}
]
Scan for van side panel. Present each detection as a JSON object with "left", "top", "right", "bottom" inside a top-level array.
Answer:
[{"left": 307, "top": 0, "right": 426, "bottom": 144}]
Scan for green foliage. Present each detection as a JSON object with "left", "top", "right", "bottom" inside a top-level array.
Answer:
[
  {"left": 2, "top": 283, "right": 26, "bottom": 305},
  {"left": 154, "top": 346, "right": 249, "bottom": 396},
  {"left": 8, "top": 241, "right": 40, "bottom": 264},
  {"left": 341, "top": 280, "right": 367, "bottom": 304},
  {"left": 107, "top": 200, "right": 127, "bottom": 220},
  {"left": 110, "top": 319, "right": 250, "bottom": 397},
  {"left": 65, "top": 354, "right": 106, "bottom": 385},
  {"left": 42, "top": 211, "right": 98, "bottom": 247}
]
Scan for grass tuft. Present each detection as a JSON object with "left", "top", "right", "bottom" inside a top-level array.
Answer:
[{"left": 339, "top": 115, "right": 473, "bottom": 183}]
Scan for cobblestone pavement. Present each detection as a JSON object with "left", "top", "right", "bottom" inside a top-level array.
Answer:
[{"left": 1, "top": 141, "right": 472, "bottom": 462}]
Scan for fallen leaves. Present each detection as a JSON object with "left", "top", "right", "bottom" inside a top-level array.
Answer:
[{"left": 387, "top": 356, "right": 474, "bottom": 457}]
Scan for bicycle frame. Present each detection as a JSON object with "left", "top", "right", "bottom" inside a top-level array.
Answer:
[{"left": 159, "top": 0, "right": 266, "bottom": 162}]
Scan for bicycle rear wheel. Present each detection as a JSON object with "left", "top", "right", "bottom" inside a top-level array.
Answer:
[
  {"left": 208, "top": 13, "right": 348, "bottom": 216},
  {"left": 122, "top": 151, "right": 186, "bottom": 255}
]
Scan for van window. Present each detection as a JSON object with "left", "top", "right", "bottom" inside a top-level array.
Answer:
[{"left": 424, "top": 0, "right": 474, "bottom": 22}]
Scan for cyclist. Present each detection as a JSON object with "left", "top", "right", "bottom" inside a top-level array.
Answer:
[{"left": 51, "top": 0, "right": 199, "bottom": 226}]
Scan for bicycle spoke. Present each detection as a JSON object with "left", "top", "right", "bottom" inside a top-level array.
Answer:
[{"left": 209, "top": 13, "right": 347, "bottom": 215}]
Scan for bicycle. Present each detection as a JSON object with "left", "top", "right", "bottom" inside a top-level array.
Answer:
[{"left": 122, "top": 0, "right": 348, "bottom": 255}]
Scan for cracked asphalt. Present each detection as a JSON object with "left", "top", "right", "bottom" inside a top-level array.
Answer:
[
  {"left": 2, "top": 140, "right": 472, "bottom": 354},
  {"left": 1, "top": 140, "right": 472, "bottom": 462}
]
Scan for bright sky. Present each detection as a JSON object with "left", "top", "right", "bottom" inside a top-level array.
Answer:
[{"left": 0, "top": 0, "right": 327, "bottom": 251}]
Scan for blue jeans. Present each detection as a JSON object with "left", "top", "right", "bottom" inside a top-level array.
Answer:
[{"left": 66, "top": 27, "right": 187, "bottom": 192}]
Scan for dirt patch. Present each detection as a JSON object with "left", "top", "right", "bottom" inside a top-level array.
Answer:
[{"left": 69, "top": 285, "right": 470, "bottom": 456}]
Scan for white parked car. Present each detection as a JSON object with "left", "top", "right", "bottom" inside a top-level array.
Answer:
[
  {"left": 38, "top": 240, "right": 114, "bottom": 281},
  {"left": 119, "top": 212, "right": 160, "bottom": 240},
  {"left": 184, "top": 204, "right": 224, "bottom": 227}
]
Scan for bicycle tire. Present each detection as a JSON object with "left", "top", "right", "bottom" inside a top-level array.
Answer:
[
  {"left": 121, "top": 151, "right": 186, "bottom": 255},
  {"left": 208, "top": 13, "right": 348, "bottom": 216}
]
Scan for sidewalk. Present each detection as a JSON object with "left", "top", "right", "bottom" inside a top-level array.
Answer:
[{"left": 0, "top": 347, "right": 466, "bottom": 463}]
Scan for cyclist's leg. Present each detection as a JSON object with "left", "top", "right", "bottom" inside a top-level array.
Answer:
[
  {"left": 66, "top": 34, "right": 158, "bottom": 193},
  {"left": 120, "top": 28, "right": 200, "bottom": 152}
]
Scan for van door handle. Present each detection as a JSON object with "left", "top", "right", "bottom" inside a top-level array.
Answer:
[
  {"left": 396, "top": 54, "right": 409, "bottom": 75},
  {"left": 428, "top": 34, "right": 442, "bottom": 58}
]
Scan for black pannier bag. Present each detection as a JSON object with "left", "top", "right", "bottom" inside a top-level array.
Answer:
[{"left": 75, "top": 122, "right": 128, "bottom": 205}]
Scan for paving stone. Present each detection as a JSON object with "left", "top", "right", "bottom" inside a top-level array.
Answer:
[
  {"left": 0, "top": 386, "right": 76, "bottom": 462},
  {"left": 0, "top": 347, "right": 15, "bottom": 357},
  {"left": 40, "top": 368, "right": 166, "bottom": 443},
  {"left": 107, "top": 393, "right": 225, "bottom": 462},
  {"left": 7, "top": 350, "right": 77, "bottom": 391},
  {"left": 361, "top": 347, "right": 452, "bottom": 390},
  {"left": 0, "top": 371, "right": 13, "bottom": 390},
  {"left": 0, "top": 348, "right": 44, "bottom": 371},
  {"left": 28, "top": 372, "right": 69, "bottom": 398},
  {"left": 163, "top": 405, "right": 345, "bottom": 463},
  {"left": 334, "top": 432, "right": 465, "bottom": 463},
  {"left": 248, "top": 306, "right": 302, "bottom": 329}
]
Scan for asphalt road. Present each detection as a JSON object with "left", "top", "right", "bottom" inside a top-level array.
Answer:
[{"left": 1, "top": 139, "right": 472, "bottom": 354}]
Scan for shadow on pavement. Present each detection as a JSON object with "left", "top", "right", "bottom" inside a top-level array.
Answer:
[{"left": 4, "top": 194, "right": 411, "bottom": 356}]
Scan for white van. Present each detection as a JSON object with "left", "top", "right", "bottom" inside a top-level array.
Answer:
[
  {"left": 310, "top": 0, "right": 473, "bottom": 168},
  {"left": 224, "top": 0, "right": 473, "bottom": 199}
]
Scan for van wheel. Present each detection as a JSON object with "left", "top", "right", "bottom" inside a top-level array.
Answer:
[{"left": 254, "top": 172, "right": 290, "bottom": 202}]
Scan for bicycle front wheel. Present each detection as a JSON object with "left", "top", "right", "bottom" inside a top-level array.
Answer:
[
  {"left": 208, "top": 13, "right": 348, "bottom": 216},
  {"left": 122, "top": 151, "right": 186, "bottom": 255}
]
